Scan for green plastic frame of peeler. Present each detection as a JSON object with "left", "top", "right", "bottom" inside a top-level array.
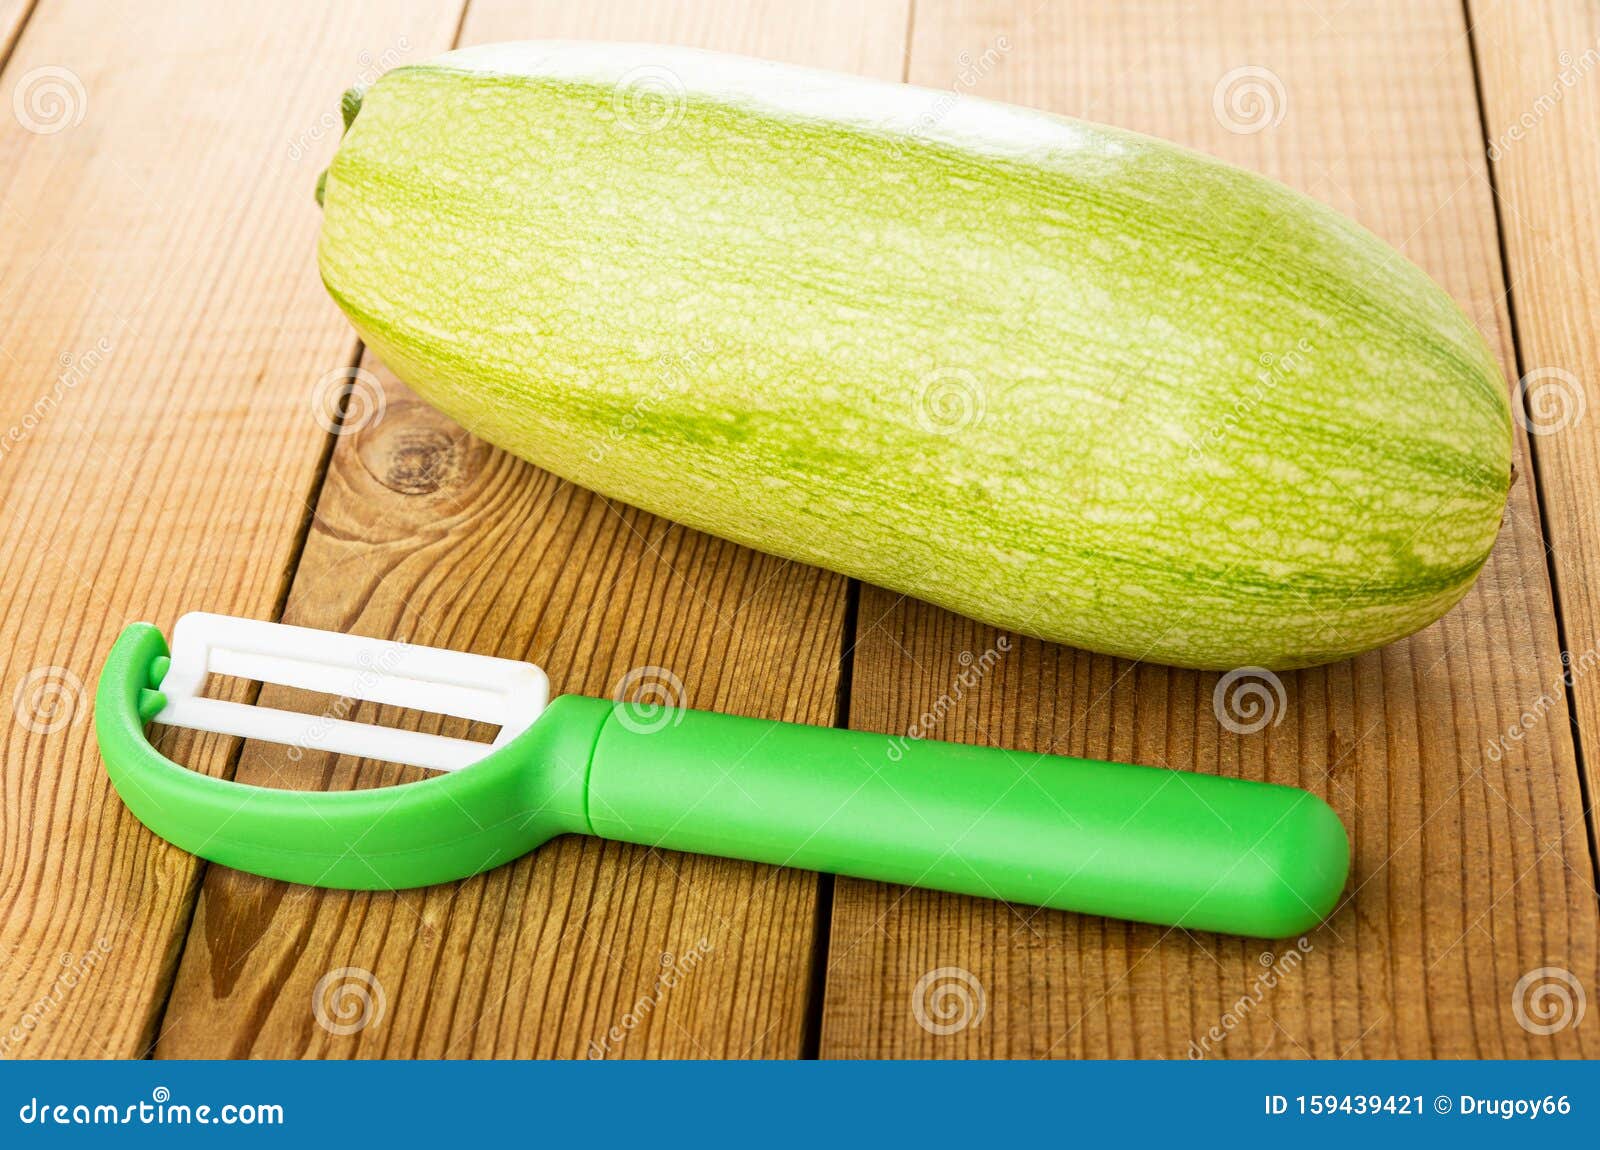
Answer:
[
  {"left": 98, "top": 621, "right": 1352, "bottom": 938},
  {"left": 96, "top": 622, "right": 604, "bottom": 889}
]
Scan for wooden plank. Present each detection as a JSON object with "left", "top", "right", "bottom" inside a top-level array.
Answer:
[
  {"left": 820, "top": 0, "right": 1599, "bottom": 1059},
  {"left": 1468, "top": 0, "right": 1600, "bottom": 864},
  {"left": 0, "top": 0, "right": 31, "bottom": 63},
  {"left": 0, "top": 0, "right": 466, "bottom": 1056},
  {"left": 154, "top": 0, "right": 910, "bottom": 1059}
]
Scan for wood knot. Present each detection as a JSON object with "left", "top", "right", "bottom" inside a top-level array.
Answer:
[{"left": 357, "top": 407, "right": 483, "bottom": 496}]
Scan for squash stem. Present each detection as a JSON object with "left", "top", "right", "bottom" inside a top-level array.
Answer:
[{"left": 315, "top": 87, "right": 365, "bottom": 208}]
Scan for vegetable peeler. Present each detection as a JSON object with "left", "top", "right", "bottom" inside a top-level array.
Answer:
[{"left": 96, "top": 613, "right": 1349, "bottom": 938}]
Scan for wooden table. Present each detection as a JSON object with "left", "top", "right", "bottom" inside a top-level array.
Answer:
[{"left": 2, "top": 0, "right": 1596, "bottom": 1059}]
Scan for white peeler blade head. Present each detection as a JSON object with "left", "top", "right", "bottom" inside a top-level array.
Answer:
[{"left": 149, "top": 612, "right": 549, "bottom": 772}]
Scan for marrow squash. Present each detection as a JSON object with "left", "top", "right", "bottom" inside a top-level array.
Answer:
[{"left": 317, "top": 41, "right": 1513, "bottom": 670}]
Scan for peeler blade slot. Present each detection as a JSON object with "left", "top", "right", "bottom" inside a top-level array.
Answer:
[
  {"left": 153, "top": 696, "right": 492, "bottom": 773},
  {"left": 205, "top": 647, "right": 514, "bottom": 726}
]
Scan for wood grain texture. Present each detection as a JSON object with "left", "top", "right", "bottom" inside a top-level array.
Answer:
[
  {"left": 154, "top": 0, "right": 911, "bottom": 1059},
  {"left": 820, "top": 0, "right": 1599, "bottom": 1059},
  {"left": 1469, "top": 0, "right": 1600, "bottom": 865},
  {"left": 0, "top": 0, "right": 32, "bottom": 63},
  {"left": 0, "top": 0, "right": 467, "bottom": 1058}
]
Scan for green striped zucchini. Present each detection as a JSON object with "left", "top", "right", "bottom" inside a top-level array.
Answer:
[{"left": 316, "top": 41, "right": 1513, "bottom": 670}]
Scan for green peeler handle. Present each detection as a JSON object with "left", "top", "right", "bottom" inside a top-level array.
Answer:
[{"left": 585, "top": 707, "right": 1349, "bottom": 938}]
